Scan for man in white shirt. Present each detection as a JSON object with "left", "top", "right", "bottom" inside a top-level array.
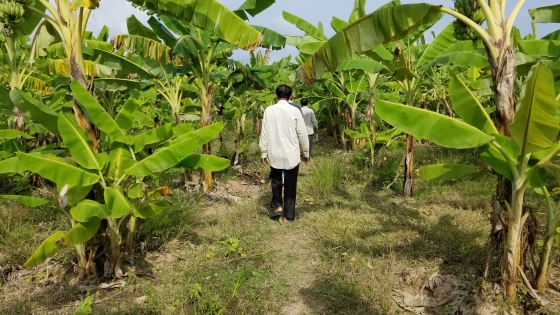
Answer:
[
  {"left": 300, "top": 98, "right": 318, "bottom": 156},
  {"left": 260, "top": 84, "right": 310, "bottom": 223}
]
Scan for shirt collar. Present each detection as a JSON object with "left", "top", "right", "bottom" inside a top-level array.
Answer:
[{"left": 277, "top": 100, "right": 289, "bottom": 105}]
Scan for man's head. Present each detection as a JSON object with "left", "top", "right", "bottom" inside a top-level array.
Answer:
[
  {"left": 276, "top": 84, "right": 292, "bottom": 100},
  {"left": 301, "top": 98, "right": 309, "bottom": 107}
]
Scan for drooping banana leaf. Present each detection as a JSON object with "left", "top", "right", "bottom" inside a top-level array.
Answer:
[
  {"left": 530, "top": 4, "right": 560, "bottom": 23},
  {"left": 376, "top": 100, "right": 493, "bottom": 149},
  {"left": 125, "top": 0, "right": 264, "bottom": 50},
  {"left": 299, "top": 4, "right": 443, "bottom": 83}
]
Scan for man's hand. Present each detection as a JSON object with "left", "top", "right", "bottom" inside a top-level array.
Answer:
[
  {"left": 261, "top": 158, "right": 269, "bottom": 166},
  {"left": 302, "top": 156, "right": 310, "bottom": 165}
]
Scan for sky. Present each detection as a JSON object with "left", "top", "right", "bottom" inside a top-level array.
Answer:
[{"left": 87, "top": 0, "right": 559, "bottom": 63}]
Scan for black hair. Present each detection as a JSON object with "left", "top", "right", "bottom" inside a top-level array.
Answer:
[
  {"left": 276, "top": 84, "right": 292, "bottom": 99},
  {"left": 301, "top": 98, "right": 309, "bottom": 106}
]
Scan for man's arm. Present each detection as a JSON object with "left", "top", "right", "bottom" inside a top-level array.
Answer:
[
  {"left": 311, "top": 111, "right": 318, "bottom": 131},
  {"left": 259, "top": 110, "right": 270, "bottom": 165}
]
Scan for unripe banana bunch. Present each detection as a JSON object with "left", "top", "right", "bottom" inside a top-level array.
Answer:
[
  {"left": 452, "top": 0, "right": 485, "bottom": 41},
  {"left": 15, "top": 0, "right": 33, "bottom": 5},
  {"left": 0, "top": 0, "right": 26, "bottom": 28}
]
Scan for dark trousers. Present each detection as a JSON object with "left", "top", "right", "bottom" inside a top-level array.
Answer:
[
  {"left": 308, "top": 135, "right": 313, "bottom": 157},
  {"left": 270, "top": 165, "right": 299, "bottom": 219}
]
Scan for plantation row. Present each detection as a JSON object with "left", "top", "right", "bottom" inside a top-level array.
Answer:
[{"left": 0, "top": 0, "right": 559, "bottom": 310}]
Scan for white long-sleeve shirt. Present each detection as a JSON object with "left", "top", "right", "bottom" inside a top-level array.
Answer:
[
  {"left": 301, "top": 106, "right": 317, "bottom": 135},
  {"left": 260, "top": 100, "right": 309, "bottom": 170}
]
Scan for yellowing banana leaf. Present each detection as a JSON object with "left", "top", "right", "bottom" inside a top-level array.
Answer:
[
  {"left": 58, "top": 114, "right": 106, "bottom": 170},
  {"left": 18, "top": 153, "right": 100, "bottom": 187},
  {"left": 530, "top": 4, "right": 560, "bottom": 23},
  {"left": 104, "top": 187, "right": 134, "bottom": 218},
  {"left": 417, "top": 164, "right": 479, "bottom": 181},
  {"left": 113, "top": 34, "right": 172, "bottom": 63},
  {"left": 128, "top": 122, "right": 224, "bottom": 176},
  {"left": 176, "top": 154, "right": 230, "bottom": 171},
  {"left": 10, "top": 89, "right": 58, "bottom": 133},
  {"left": 71, "top": 81, "right": 131, "bottom": 145},
  {"left": 376, "top": 100, "right": 493, "bottom": 149},
  {"left": 0, "top": 129, "right": 34, "bottom": 140},
  {"left": 23, "top": 231, "right": 64, "bottom": 268},
  {"left": 61, "top": 217, "right": 101, "bottom": 246},
  {"left": 510, "top": 63, "right": 560, "bottom": 156},
  {"left": 299, "top": 4, "right": 442, "bottom": 83},
  {"left": 0, "top": 195, "right": 49, "bottom": 207},
  {"left": 107, "top": 142, "right": 136, "bottom": 181},
  {"left": 114, "top": 98, "right": 138, "bottom": 133},
  {"left": 70, "top": 200, "right": 110, "bottom": 222},
  {"left": 125, "top": 0, "right": 263, "bottom": 50},
  {"left": 449, "top": 76, "right": 498, "bottom": 135}
]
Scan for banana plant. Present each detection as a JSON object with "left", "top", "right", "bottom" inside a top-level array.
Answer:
[
  {"left": 377, "top": 62, "right": 558, "bottom": 304},
  {"left": 20, "top": 80, "right": 229, "bottom": 277}
]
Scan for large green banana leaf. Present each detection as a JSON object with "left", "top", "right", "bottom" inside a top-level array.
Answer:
[
  {"left": 299, "top": 4, "right": 442, "bottom": 82},
  {"left": 518, "top": 40, "right": 560, "bottom": 57},
  {"left": 0, "top": 130, "right": 34, "bottom": 140},
  {"left": 10, "top": 89, "right": 58, "bottom": 133},
  {"left": 510, "top": 63, "right": 560, "bottom": 156},
  {"left": 70, "top": 200, "right": 110, "bottom": 222},
  {"left": 114, "top": 98, "right": 138, "bottom": 133},
  {"left": 125, "top": 0, "right": 263, "bottom": 50},
  {"left": 235, "top": 0, "right": 275, "bottom": 19},
  {"left": 18, "top": 1, "right": 46, "bottom": 35},
  {"left": 336, "top": 59, "right": 386, "bottom": 74},
  {"left": 70, "top": 81, "right": 131, "bottom": 145},
  {"left": 419, "top": 52, "right": 489, "bottom": 72},
  {"left": 135, "top": 200, "right": 172, "bottom": 218},
  {"left": 376, "top": 100, "right": 493, "bottom": 149},
  {"left": 94, "top": 78, "right": 151, "bottom": 92},
  {"left": 58, "top": 114, "right": 106, "bottom": 170},
  {"left": 127, "top": 15, "right": 160, "bottom": 41},
  {"left": 61, "top": 218, "right": 101, "bottom": 246},
  {"left": 105, "top": 187, "right": 135, "bottom": 218},
  {"left": 24, "top": 231, "right": 64, "bottom": 268},
  {"left": 283, "top": 11, "right": 327, "bottom": 41},
  {"left": 449, "top": 76, "right": 498, "bottom": 135},
  {"left": 147, "top": 16, "right": 177, "bottom": 46},
  {"left": 0, "top": 195, "right": 49, "bottom": 207},
  {"left": 417, "top": 164, "right": 479, "bottom": 181},
  {"left": 18, "top": 153, "right": 100, "bottom": 187},
  {"left": 0, "top": 157, "right": 25, "bottom": 174},
  {"left": 530, "top": 4, "right": 560, "bottom": 23},
  {"left": 415, "top": 23, "right": 455, "bottom": 69},
  {"left": 90, "top": 49, "right": 154, "bottom": 80},
  {"left": 252, "top": 25, "right": 286, "bottom": 49},
  {"left": 130, "top": 123, "right": 174, "bottom": 152},
  {"left": 349, "top": 0, "right": 367, "bottom": 23},
  {"left": 176, "top": 154, "right": 230, "bottom": 171},
  {"left": 107, "top": 142, "right": 136, "bottom": 181},
  {"left": 127, "top": 122, "right": 224, "bottom": 176}
]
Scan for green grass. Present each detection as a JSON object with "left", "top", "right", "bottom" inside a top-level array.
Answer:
[{"left": 0, "top": 135, "right": 558, "bottom": 314}]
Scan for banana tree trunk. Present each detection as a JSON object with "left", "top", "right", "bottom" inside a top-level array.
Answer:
[
  {"left": 366, "top": 92, "right": 377, "bottom": 166},
  {"left": 404, "top": 134, "right": 414, "bottom": 197},
  {"left": 488, "top": 44, "right": 519, "bottom": 302},
  {"left": 200, "top": 85, "right": 214, "bottom": 192},
  {"left": 536, "top": 232, "right": 554, "bottom": 293},
  {"left": 504, "top": 187, "right": 525, "bottom": 302},
  {"left": 70, "top": 57, "right": 99, "bottom": 153}
]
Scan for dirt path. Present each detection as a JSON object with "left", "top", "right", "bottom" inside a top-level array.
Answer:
[{"left": 203, "top": 172, "right": 323, "bottom": 315}]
